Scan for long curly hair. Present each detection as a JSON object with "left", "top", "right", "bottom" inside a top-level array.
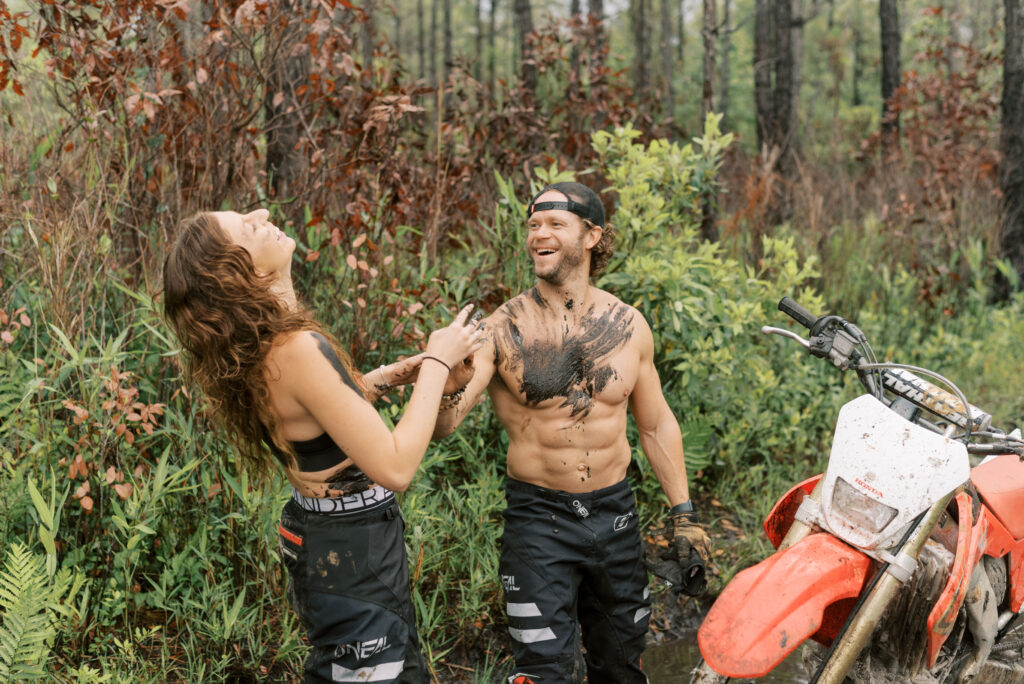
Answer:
[{"left": 162, "top": 212, "right": 361, "bottom": 478}]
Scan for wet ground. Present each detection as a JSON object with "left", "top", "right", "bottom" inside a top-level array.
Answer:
[{"left": 642, "top": 629, "right": 809, "bottom": 684}]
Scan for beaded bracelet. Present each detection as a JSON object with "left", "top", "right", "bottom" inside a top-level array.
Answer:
[{"left": 439, "top": 386, "right": 466, "bottom": 411}]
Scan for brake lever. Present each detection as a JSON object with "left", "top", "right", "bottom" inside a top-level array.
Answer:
[{"left": 761, "top": 326, "right": 811, "bottom": 348}]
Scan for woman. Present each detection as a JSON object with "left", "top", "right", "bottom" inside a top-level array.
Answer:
[{"left": 163, "top": 208, "right": 482, "bottom": 683}]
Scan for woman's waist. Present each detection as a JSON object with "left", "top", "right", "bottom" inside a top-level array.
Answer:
[{"left": 288, "top": 484, "right": 395, "bottom": 515}]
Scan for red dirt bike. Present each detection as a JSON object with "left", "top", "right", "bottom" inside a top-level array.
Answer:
[{"left": 691, "top": 298, "right": 1024, "bottom": 683}]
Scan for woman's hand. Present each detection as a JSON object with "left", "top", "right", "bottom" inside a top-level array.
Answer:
[{"left": 424, "top": 304, "right": 486, "bottom": 370}]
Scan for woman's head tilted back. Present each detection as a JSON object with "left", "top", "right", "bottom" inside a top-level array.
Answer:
[{"left": 163, "top": 210, "right": 313, "bottom": 475}]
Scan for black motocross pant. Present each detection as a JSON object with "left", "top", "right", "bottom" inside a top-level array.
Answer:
[
  {"left": 500, "top": 477, "right": 651, "bottom": 684},
  {"left": 278, "top": 498, "right": 428, "bottom": 683}
]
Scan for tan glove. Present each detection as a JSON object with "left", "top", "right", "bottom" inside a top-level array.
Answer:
[
  {"left": 648, "top": 503, "right": 711, "bottom": 596},
  {"left": 671, "top": 510, "right": 711, "bottom": 566}
]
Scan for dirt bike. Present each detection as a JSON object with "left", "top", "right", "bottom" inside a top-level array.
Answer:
[{"left": 691, "top": 297, "right": 1024, "bottom": 684}]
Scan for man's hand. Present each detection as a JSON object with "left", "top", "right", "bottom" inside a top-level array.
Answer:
[
  {"left": 648, "top": 505, "right": 711, "bottom": 596},
  {"left": 444, "top": 355, "right": 475, "bottom": 395},
  {"left": 385, "top": 351, "right": 474, "bottom": 395}
]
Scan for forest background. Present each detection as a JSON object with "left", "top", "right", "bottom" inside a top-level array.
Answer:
[{"left": 1, "top": 0, "right": 1024, "bottom": 681}]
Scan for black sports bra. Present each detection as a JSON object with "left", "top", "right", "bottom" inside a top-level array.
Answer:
[{"left": 266, "top": 430, "right": 375, "bottom": 495}]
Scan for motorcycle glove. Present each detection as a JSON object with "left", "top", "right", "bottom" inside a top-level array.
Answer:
[{"left": 647, "top": 504, "right": 711, "bottom": 596}]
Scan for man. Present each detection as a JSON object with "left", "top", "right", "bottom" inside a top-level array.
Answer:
[{"left": 434, "top": 182, "right": 711, "bottom": 683}]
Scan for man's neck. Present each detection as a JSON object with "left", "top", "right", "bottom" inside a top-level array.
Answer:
[{"left": 533, "top": 276, "right": 591, "bottom": 317}]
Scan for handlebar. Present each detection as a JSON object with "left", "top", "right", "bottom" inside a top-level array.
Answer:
[
  {"left": 778, "top": 297, "right": 819, "bottom": 330},
  {"left": 765, "top": 297, "right": 1024, "bottom": 457}
]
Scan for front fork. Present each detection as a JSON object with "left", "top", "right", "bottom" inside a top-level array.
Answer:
[{"left": 778, "top": 480, "right": 957, "bottom": 684}]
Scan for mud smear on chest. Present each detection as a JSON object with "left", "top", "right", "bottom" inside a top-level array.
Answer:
[{"left": 501, "top": 302, "right": 633, "bottom": 420}]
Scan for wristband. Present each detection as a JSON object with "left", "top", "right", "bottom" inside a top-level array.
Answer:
[
  {"left": 670, "top": 500, "right": 699, "bottom": 523},
  {"left": 422, "top": 355, "right": 452, "bottom": 373},
  {"left": 378, "top": 364, "right": 391, "bottom": 390}
]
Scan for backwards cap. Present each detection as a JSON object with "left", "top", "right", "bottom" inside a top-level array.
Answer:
[{"left": 527, "top": 182, "right": 605, "bottom": 228}]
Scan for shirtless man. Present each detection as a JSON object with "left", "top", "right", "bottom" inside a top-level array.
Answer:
[{"left": 433, "top": 182, "right": 712, "bottom": 684}]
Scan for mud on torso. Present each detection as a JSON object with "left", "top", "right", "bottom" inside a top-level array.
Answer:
[{"left": 487, "top": 287, "right": 642, "bottom": 490}]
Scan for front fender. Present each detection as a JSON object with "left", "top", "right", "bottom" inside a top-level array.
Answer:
[{"left": 698, "top": 533, "right": 872, "bottom": 679}]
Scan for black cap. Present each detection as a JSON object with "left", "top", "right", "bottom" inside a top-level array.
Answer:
[{"left": 527, "top": 182, "right": 605, "bottom": 228}]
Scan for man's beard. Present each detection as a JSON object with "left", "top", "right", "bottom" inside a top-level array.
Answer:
[{"left": 533, "top": 241, "right": 585, "bottom": 285}]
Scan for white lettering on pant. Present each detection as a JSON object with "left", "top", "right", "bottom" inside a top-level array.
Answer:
[
  {"left": 332, "top": 659, "right": 405, "bottom": 682},
  {"left": 332, "top": 636, "right": 392, "bottom": 661}
]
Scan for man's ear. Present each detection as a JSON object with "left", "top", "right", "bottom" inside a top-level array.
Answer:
[{"left": 584, "top": 224, "right": 603, "bottom": 250}]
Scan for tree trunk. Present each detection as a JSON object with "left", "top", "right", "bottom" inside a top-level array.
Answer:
[
  {"left": 700, "top": 0, "right": 718, "bottom": 241},
  {"left": 789, "top": 0, "right": 802, "bottom": 156},
  {"left": 430, "top": 0, "right": 437, "bottom": 83},
  {"left": 773, "top": 0, "right": 793, "bottom": 152},
  {"left": 264, "top": 0, "right": 310, "bottom": 222},
  {"left": 662, "top": 0, "right": 674, "bottom": 116},
  {"left": 1000, "top": 0, "right": 1024, "bottom": 291},
  {"left": 719, "top": 0, "right": 731, "bottom": 129},
  {"left": 754, "top": 0, "right": 773, "bottom": 151},
  {"left": 701, "top": 0, "right": 716, "bottom": 123},
  {"left": 946, "top": 0, "right": 960, "bottom": 75},
  {"left": 588, "top": 0, "right": 605, "bottom": 62},
  {"left": 475, "top": 0, "right": 484, "bottom": 81},
  {"left": 362, "top": 0, "right": 375, "bottom": 73},
  {"left": 773, "top": 0, "right": 795, "bottom": 220},
  {"left": 632, "top": 0, "right": 649, "bottom": 98},
  {"left": 879, "top": 0, "right": 901, "bottom": 143},
  {"left": 852, "top": 0, "right": 863, "bottom": 106},
  {"left": 514, "top": 0, "right": 537, "bottom": 91},
  {"left": 393, "top": 6, "right": 400, "bottom": 62},
  {"left": 443, "top": 0, "right": 452, "bottom": 84},
  {"left": 489, "top": 0, "right": 498, "bottom": 89},
  {"left": 678, "top": 0, "right": 686, "bottom": 66},
  {"left": 417, "top": 0, "right": 425, "bottom": 79},
  {"left": 569, "top": 0, "right": 582, "bottom": 99}
]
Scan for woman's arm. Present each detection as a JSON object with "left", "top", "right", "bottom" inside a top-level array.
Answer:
[{"left": 273, "top": 308, "right": 481, "bottom": 490}]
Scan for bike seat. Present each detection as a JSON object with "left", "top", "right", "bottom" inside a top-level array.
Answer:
[{"left": 971, "top": 455, "right": 1024, "bottom": 541}]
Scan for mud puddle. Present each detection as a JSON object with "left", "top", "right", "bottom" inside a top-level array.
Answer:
[{"left": 643, "top": 629, "right": 809, "bottom": 683}]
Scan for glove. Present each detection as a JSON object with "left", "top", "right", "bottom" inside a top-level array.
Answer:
[{"left": 647, "top": 503, "right": 711, "bottom": 596}]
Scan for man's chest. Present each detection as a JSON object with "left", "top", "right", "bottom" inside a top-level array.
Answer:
[{"left": 492, "top": 310, "right": 639, "bottom": 418}]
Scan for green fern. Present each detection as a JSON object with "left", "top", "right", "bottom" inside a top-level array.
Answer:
[
  {"left": 679, "top": 416, "right": 715, "bottom": 473},
  {"left": 0, "top": 541, "right": 74, "bottom": 682}
]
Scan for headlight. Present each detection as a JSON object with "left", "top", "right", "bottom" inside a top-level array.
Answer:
[{"left": 831, "top": 477, "right": 898, "bottom": 533}]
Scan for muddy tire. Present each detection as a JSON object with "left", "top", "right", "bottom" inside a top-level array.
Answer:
[{"left": 689, "top": 657, "right": 733, "bottom": 684}]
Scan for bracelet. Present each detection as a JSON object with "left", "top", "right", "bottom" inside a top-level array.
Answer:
[
  {"left": 422, "top": 355, "right": 451, "bottom": 373},
  {"left": 439, "top": 386, "right": 466, "bottom": 411},
  {"left": 378, "top": 364, "right": 391, "bottom": 390}
]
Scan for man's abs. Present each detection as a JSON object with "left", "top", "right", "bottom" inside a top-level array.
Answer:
[{"left": 493, "top": 391, "right": 634, "bottom": 493}]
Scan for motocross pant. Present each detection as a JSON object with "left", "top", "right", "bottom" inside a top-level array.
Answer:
[
  {"left": 500, "top": 477, "right": 651, "bottom": 684},
  {"left": 278, "top": 494, "right": 428, "bottom": 683}
]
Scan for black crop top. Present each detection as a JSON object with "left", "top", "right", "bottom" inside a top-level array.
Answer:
[{"left": 266, "top": 430, "right": 375, "bottom": 495}]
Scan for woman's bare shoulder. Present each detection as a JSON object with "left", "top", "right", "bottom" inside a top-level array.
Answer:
[{"left": 267, "top": 329, "right": 319, "bottom": 361}]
